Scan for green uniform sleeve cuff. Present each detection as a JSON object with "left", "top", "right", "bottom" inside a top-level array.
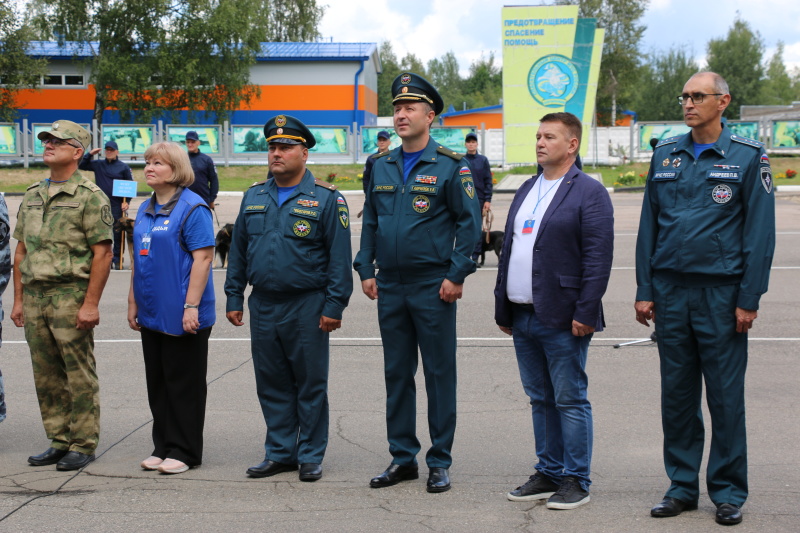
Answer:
[
  {"left": 635, "top": 286, "right": 653, "bottom": 302},
  {"left": 736, "top": 292, "right": 760, "bottom": 311},
  {"left": 226, "top": 295, "right": 244, "bottom": 313},
  {"left": 323, "top": 303, "right": 344, "bottom": 321}
]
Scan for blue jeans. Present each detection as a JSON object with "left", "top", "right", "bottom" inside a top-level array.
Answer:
[{"left": 512, "top": 305, "right": 593, "bottom": 490}]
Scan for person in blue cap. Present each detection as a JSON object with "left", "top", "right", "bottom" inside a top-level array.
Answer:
[
  {"left": 225, "top": 114, "right": 353, "bottom": 483},
  {"left": 185, "top": 131, "right": 219, "bottom": 209},
  {"left": 79, "top": 140, "right": 134, "bottom": 269},
  {"left": 464, "top": 132, "right": 493, "bottom": 263},
  {"left": 354, "top": 72, "right": 481, "bottom": 493},
  {"left": 362, "top": 130, "right": 392, "bottom": 194}
]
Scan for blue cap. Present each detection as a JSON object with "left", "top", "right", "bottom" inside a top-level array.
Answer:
[
  {"left": 185, "top": 131, "right": 199, "bottom": 141},
  {"left": 465, "top": 132, "right": 478, "bottom": 142},
  {"left": 377, "top": 130, "right": 391, "bottom": 140},
  {"left": 391, "top": 72, "right": 444, "bottom": 115},
  {"left": 104, "top": 141, "right": 119, "bottom": 150}
]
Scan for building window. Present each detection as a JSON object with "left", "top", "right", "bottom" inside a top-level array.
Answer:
[
  {"left": 65, "top": 75, "right": 84, "bottom": 86},
  {"left": 43, "top": 75, "right": 63, "bottom": 85}
]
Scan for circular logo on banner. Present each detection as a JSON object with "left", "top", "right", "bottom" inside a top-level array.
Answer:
[
  {"left": 528, "top": 55, "right": 579, "bottom": 107},
  {"left": 712, "top": 184, "right": 733, "bottom": 204},
  {"left": 293, "top": 219, "right": 312, "bottom": 237},
  {"left": 412, "top": 195, "right": 430, "bottom": 213},
  {"left": 275, "top": 115, "right": 287, "bottom": 127}
]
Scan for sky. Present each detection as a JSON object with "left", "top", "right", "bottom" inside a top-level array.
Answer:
[{"left": 318, "top": 0, "right": 800, "bottom": 75}]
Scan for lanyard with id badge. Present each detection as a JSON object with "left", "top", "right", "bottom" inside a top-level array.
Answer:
[
  {"left": 522, "top": 175, "right": 563, "bottom": 234},
  {"left": 140, "top": 213, "right": 158, "bottom": 256}
]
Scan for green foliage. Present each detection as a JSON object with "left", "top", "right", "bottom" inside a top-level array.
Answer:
[
  {"left": 0, "top": 3, "right": 48, "bottom": 121},
  {"left": 634, "top": 46, "right": 699, "bottom": 121},
  {"left": 376, "top": 41, "right": 402, "bottom": 117},
  {"left": 705, "top": 16, "right": 764, "bottom": 119},
  {"left": 26, "top": 0, "right": 323, "bottom": 125},
  {"left": 760, "top": 42, "right": 794, "bottom": 105}
]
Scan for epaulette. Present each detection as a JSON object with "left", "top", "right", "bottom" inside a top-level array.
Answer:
[
  {"left": 730, "top": 134, "right": 764, "bottom": 149},
  {"left": 314, "top": 178, "right": 338, "bottom": 191},
  {"left": 26, "top": 182, "right": 40, "bottom": 191},
  {"left": 79, "top": 179, "right": 102, "bottom": 193},
  {"left": 655, "top": 136, "right": 681, "bottom": 148},
  {"left": 249, "top": 180, "right": 266, "bottom": 188},
  {"left": 372, "top": 150, "right": 391, "bottom": 159},
  {"left": 436, "top": 145, "right": 463, "bottom": 161}
]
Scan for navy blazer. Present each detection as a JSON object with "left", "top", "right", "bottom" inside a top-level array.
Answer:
[{"left": 494, "top": 164, "right": 614, "bottom": 331}]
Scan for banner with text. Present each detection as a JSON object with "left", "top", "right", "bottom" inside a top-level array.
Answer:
[{"left": 502, "top": 5, "right": 604, "bottom": 164}]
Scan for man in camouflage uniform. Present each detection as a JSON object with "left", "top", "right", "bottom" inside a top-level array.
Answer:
[
  {"left": 0, "top": 195, "right": 10, "bottom": 424},
  {"left": 11, "top": 120, "right": 113, "bottom": 471}
]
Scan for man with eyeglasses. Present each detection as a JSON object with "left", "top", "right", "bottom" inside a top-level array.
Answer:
[
  {"left": 635, "top": 72, "right": 775, "bottom": 526},
  {"left": 11, "top": 120, "right": 113, "bottom": 472},
  {"left": 79, "top": 140, "right": 134, "bottom": 269}
]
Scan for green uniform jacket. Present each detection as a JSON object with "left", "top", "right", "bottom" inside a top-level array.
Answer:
[
  {"left": 14, "top": 171, "right": 113, "bottom": 285},
  {"left": 224, "top": 170, "right": 353, "bottom": 320},
  {"left": 354, "top": 137, "right": 481, "bottom": 284},
  {"left": 635, "top": 126, "right": 776, "bottom": 310}
]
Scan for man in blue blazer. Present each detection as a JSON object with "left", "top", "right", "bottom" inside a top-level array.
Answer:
[{"left": 494, "top": 112, "right": 613, "bottom": 510}]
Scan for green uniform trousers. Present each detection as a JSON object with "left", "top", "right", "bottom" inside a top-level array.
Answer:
[{"left": 23, "top": 282, "right": 99, "bottom": 455}]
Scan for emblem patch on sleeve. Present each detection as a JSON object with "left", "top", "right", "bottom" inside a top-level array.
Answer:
[
  {"left": 293, "top": 219, "right": 312, "bottom": 237},
  {"left": 461, "top": 177, "right": 475, "bottom": 199},
  {"left": 761, "top": 167, "right": 773, "bottom": 194},
  {"left": 338, "top": 206, "right": 349, "bottom": 228},
  {"left": 101, "top": 204, "right": 114, "bottom": 226}
]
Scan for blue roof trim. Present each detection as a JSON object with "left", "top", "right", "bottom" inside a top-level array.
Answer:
[
  {"left": 26, "top": 41, "right": 377, "bottom": 61},
  {"left": 439, "top": 104, "right": 503, "bottom": 118}
]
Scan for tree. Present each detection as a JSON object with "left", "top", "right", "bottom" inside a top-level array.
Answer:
[
  {"left": 560, "top": 0, "right": 648, "bottom": 126},
  {"left": 376, "top": 41, "right": 402, "bottom": 116},
  {"left": 0, "top": 3, "right": 48, "bottom": 121},
  {"left": 427, "top": 51, "right": 464, "bottom": 111},
  {"left": 27, "top": 0, "right": 324, "bottom": 125},
  {"left": 760, "top": 42, "right": 794, "bottom": 106},
  {"left": 634, "top": 46, "right": 698, "bottom": 121},
  {"left": 464, "top": 52, "right": 502, "bottom": 109},
  {"left": 705, "top": 16, "right": 764, "bottom": 119}
]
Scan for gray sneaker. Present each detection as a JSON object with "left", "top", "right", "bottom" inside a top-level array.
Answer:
[
  {"left": 546, "top": 476, "right": 590, "bottom": 509},
  {"left": 507, "top": 473, "right": 560, "bottom": 502}
]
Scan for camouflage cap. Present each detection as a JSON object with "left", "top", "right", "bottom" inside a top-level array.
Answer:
[{"left": 37, "top": 120, "right": 91, "bottom": 150}]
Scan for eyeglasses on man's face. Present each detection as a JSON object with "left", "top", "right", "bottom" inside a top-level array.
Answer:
[
  {"left": 42, "top": 137, "right": 81, "bottom": 149},
  {"left": 677, "top": 92, "right": 723, "bottom": 106}
]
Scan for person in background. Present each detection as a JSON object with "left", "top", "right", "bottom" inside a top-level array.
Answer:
[
  {"left": 464, "top": 132, "right": 493, "bottom": 264},
  {"left": 127, "top": 142, "right": 215, "bottom": 475},
  {"left": 362, "top": 130, "right": 392, "bottom": 193},
  {"left": 185, "top": 131, "right": 219, "bottom": 209},
  {"left": 0, "top": 195, "right": 10, "bottom": 424}
]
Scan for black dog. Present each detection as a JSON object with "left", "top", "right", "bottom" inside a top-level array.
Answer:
[
  {"left": 478, "top": 230, "right": 504, "bottom": 266},
  {"left": 215, "top": 223, "right": 234, "bottom": 268},
  {"left": 113, "top": 215, "right": 135, "bottom": 269}
]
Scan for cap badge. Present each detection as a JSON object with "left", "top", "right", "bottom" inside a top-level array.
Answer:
[
  {"left": 400, "top": 74, "right": 412, "bottom": 85},
  {"left": 53, "top": 122, "right": 60, "bottom": 130},
  {"left": 401, "top": 87, "right": 408, "bottom": 93},
  {"left": 276, "top": 128, "right": 283, "bottom": 135},
  {"left": 275, "top": 115, "right": 287, "bottom": 127}
]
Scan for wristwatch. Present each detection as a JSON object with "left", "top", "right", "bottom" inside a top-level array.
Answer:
[{"left": 183, "top": 303, "right": 199, "bottom": 309}]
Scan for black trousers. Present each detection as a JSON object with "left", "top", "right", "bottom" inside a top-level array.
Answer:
[{"left": 140, "top": 326, "right": 210, "bottom": 466}]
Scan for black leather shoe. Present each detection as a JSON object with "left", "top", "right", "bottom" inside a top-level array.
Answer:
[
  {"left": 369, "top": 464, "right": 419, "bottom": 488},
  {"left": 56, "top": 451, "right": 95, "bottom": 471},
  {"left": 426, "top": 467, "right": 451, "bottom": 493},
  {"left": 651, "top": 497, "right": 698, "bottom": 517},
  {"left": 246, "top": 460, "right": 298, "bottom": 478},
  {"left": 28, "top": 447, "right": 69, "bottom": 466},
  {"left": 299, "top": 463, "right": 323, "bottom": 482},
  {"left": 716, "top": 503, "right": 743, "bottom": 525}
]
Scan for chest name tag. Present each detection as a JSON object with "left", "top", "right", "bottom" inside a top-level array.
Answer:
[
  {"left": 374, "top": 185, "right": 396, "bottom": 192},
  {"left": 245, "top": 204, "right": 266, "bottom": 212},
  {"left": 291, "top": 208, "right": 320, "bottom": 219},
  {"left": 410, "top": 185, "right": 438, "bottom": 194},
  {"left": 54, "top": 201, "right": 80, "bottom": 208},
  {"left": 652, "top": 171, "right": 677, "bottom": 181},
  {"left": 27, "top": 200, "right": 44, "bottom": 207},
  {"left": 706, "top": 170, "right": 741, "bottom": 181}
]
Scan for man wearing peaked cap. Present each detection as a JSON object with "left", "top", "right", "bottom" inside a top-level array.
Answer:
[
  {"left": 225, "top": 114, "right": 352, "bottom": 483},
  {"left": 354, "top": 73, "right": 481, "bottom": 493},
  {"left": 13, "top": 120, "right": 113, "bottom": 471}
]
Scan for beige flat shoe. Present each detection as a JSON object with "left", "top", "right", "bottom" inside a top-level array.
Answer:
[
  {"left": 158, "top": 458, "right": 189, "bottom": 474},
  {"left": 141, "top": 456, "right": 163, "bottom": 470}
]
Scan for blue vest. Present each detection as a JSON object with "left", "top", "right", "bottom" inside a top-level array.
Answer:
[{"left": 133, "top": 188, "right": 215, "bottom": 335}]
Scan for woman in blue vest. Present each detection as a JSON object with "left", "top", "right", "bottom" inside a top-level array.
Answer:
[{"left": 127, "top": 142, "right": 215, "bottom": 474}]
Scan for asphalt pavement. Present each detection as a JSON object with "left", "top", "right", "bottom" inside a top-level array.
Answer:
[{"left": 0, "top": 183, "right": 799, "bottom": 532}]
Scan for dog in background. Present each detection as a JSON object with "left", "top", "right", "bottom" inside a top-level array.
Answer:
[
  {"left": 114, "top": 215, "right": 135, "bottom": 269},
  {"left": 478, "top": 230, "right": 504, "bottom": 266},
  {"left": 215, "top": 223, "right": 234, "bottom": 268}
]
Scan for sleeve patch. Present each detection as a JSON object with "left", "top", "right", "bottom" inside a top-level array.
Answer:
[{"left": 761, "top": 167, "right": 773, "bottom": 194}]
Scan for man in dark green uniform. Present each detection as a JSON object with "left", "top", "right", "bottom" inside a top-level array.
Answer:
[
  {"left": 225, "top": 115, "right": 352, "bottom": 483},
  {"left": 354, "top": 73, "right": 481, "bottom": 493},
  {"left": 635, "top": 72, "right": 775, "bottom": 526},
  {"left": 12, "top": 120, "right": 113, "bottom": 471}
]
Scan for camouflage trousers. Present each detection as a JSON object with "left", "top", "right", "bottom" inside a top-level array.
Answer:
[{"left": 23, "top": 282, "right": 99, "bottom": 454}]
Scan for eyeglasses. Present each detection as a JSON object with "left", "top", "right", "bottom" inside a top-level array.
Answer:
[
  {"left": 677, "top": 92, "right": 723, "bottom": 106},
  {"left": 42, "top": 137, "right": 81, "bottom": 149}
]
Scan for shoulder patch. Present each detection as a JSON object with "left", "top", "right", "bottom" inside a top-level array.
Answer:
[
  {"left": 655, "top": 136, "right": 681, "bottom": 148},
  {"left": 436, "top": 145, "right": 464, "bottom": 161},
  {"left": 79, "top": 179, "right": 102, "bottom": 193},
  {"left": 730, "top": 134, "right": 764, "bottom": 149},
  {"left": 249, "top": 180, "right": 266, "bottom": 188},
  {"left": 314, "top": 178, "right": 338, "bottom": 191},
  {"left": 371, "top": 150, "right": 390, "bottom": 160},
  {"left": 26, "top": 182, "right": 41, "bottom": 191}
]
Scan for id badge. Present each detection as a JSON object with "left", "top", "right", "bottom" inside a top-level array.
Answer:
[
  {"left": 522, "top": 219, "right": 535, "bottom": 234},
  {"left": 140, "top": 233, "right": 151, "bottom": 256}
]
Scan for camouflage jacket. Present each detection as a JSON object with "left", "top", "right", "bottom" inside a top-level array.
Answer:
[{"left": 14, "top": 170, "right": 113, "bottom": 285}]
